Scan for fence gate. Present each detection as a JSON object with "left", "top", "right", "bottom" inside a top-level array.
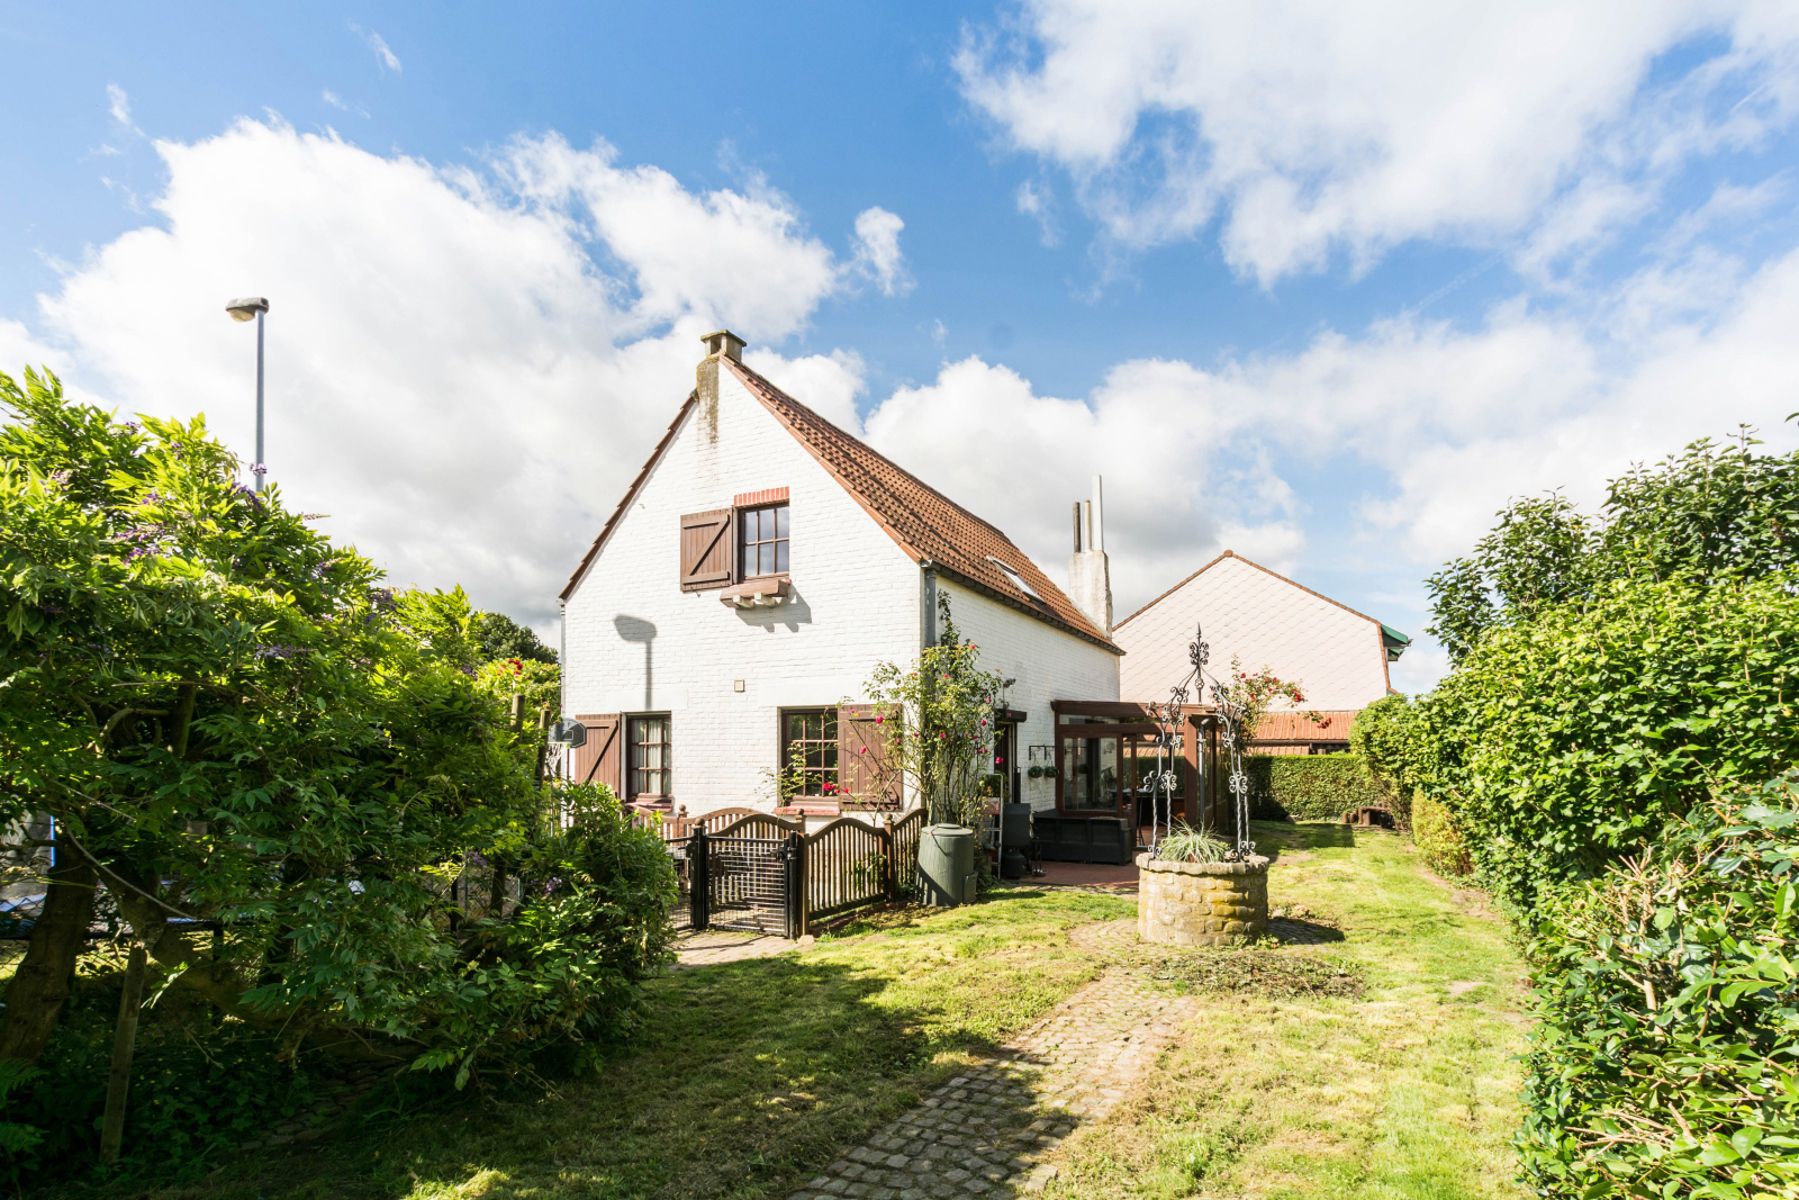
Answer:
[{"left": 695, "top": 816, "right": 801, "bottom": 938}]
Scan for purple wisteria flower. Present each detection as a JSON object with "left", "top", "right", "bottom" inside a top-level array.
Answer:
[
  {"left": 251, "top": 462, "right": 268, "bottom": 477},
  {"left": 253, "top": 644, "right": 301, "bottom": 660},
  {"left": 111, "top": 525, "right": 163, "bottom": 562}
]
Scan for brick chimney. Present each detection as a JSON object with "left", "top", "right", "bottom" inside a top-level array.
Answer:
[
  {"left": 696, "top": 329, "right": 746, "bottom": 441},
  {"left": 1069, "top": 475, "right": 1113, "bottom": 634}
]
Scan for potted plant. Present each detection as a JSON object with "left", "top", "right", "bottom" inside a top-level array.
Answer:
[{"left": 863, "top": 595, "right": 1006, "bottom": 906}]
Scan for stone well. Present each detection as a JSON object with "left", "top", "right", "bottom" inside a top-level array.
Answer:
[{"left": 1135, "top": 853, "right": 1271, "bottom": 946}]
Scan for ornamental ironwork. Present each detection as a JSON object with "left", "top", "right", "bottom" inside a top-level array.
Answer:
[{"left": 1143, "top": 621, "right": 1255, "bottom": 860}]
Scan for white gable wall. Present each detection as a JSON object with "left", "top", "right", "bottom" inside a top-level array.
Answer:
[
  {"left": 562, "top": 369, "right": 922, "bottom": 813},
  {"left": 1114, "top": 555, "right": 1389, "bottom": 710},
  {"left": 935, "top": 578, "right": 1120, "bottom": 812}
]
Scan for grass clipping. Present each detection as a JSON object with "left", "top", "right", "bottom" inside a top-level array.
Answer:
[{"left": 1137, "top": 945, "right": 1363, "bottom": 999}]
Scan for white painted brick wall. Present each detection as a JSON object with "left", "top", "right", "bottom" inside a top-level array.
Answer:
[
  {"left": 935, "top": 579, "right": 1120, "bottom": 813},
  {"left": 1114, "top": 556, "right": 1390, "bottom": 710},
  {"left": 561, "top": 366, "right": 1133, "bottom": 819},
  {"left": 562, "top": 369, "right": 922, "bottom": 815}
]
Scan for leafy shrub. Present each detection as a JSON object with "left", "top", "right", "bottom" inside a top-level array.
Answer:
[
  {"left": 1518, "top": 777, "right": 1799, "bottom": 1197},
  {"left": 1349, "top": 695, "right": 1431, "bottom": 828},
  {"left": 1410, "top": 794, "right": 1471, "bottom": 878},
  {"left": 1155, "top": 822, "right": 1229, "bottom": 864},
  {"left": 3, "top": 968, "right": 337, "bottom": 1186},
  {"left": 0, "top": 369, "right": 677, "bottom": 1182},
  {"left": 1248, "top": 753, "right": 1391, "bottom": 823},
  {"left": 1417, "top": 572, "right": 1799, "bottom": 919}
]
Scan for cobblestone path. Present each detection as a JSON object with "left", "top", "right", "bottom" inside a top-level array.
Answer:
[{"left": 790, "top": 921, "right": 1196, "bottom": 1199}]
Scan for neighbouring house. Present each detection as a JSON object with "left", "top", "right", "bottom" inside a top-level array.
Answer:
[
  {"left": 558, "top": 331, "right": 1123, "bottom": 827},
  {"left": 1111, "top": 550, "right": 1411, "bottom": 755}
]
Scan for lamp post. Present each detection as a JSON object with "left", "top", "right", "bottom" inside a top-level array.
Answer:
[{"left": 224, "top": 297, "right": 270, "bottom": 489}]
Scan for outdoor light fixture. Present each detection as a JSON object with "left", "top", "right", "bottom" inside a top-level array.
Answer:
[{"left": 224, "top": 296, "right": 271, "bottom": 489}]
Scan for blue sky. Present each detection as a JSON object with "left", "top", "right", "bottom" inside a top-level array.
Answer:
[{"left": 5, "top": 3, "right": 1799, "bottom": 691}]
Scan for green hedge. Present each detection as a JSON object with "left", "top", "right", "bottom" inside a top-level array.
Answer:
[
  {"left": 1248, "top": 753, "right": 1392, "bottom": 823},
  {"left": 1518, "top": 777, "right": 1799, "bottom": 1196}
]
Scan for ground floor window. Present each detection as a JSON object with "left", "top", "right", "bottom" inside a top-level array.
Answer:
[
  {"left": 627, "top": 714, "right": 671, "bottom": 802},
  {"left": 781, "top": 708, "right": 838, "bottom": 799}
]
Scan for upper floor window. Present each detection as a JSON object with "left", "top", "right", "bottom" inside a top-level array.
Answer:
[{"left": 738, "top": 503, "right": 790, "bottom": 578}]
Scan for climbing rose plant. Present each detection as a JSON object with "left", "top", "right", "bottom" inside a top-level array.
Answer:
[{"left": 863, "top": 594, "right": 1007, "bottom": 827}]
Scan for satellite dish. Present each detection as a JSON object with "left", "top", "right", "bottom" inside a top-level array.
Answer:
[{"left": 549, "top": 718, "right": 588, "bottom": 748}]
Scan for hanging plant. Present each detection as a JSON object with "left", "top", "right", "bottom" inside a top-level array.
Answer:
[
  {"left": 1041, "top": 764, "right": 1059, "bottom": 779},
  {"left": 1027, "top": 764, "right": 1044, "bottom": 779}
]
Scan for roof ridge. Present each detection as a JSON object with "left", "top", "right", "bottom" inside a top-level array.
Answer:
[
  {"left": 724, "top": 357, "right": 1118, "bottom": 652},
  {"left": 725, "top": 358, "right": 1015, "bottom": 542}
]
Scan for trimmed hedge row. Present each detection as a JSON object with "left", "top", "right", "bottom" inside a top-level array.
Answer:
[{"left": 1248, "top": 753, "right": 1394, "bottom": 824}]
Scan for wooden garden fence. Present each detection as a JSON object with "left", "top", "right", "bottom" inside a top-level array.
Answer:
[{"left": 638, "top": 808, "right": 926, "bottom": 937}]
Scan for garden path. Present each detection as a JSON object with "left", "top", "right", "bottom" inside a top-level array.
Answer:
[{"left": 789, "top": 921, "right": 1195, "bottom": 1200}]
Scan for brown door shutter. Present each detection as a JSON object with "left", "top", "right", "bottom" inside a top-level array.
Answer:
[
  {"left": 571, "top": 713, "right": 622, "bottom": 795},
  {"left": 679, "top": 509, "right": 734, "bottom": 591},
  {"left": 838, "top": 704, "right": 901, "bottom": 808}
]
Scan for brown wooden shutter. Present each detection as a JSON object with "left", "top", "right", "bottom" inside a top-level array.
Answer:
[
  {"left": 571, "top": 713, "right": 622, "bottom": 795},
  {"left": 679, "top": 509, "right": 734, "bottom": 591},
  {"left": 838, "top": 704, "right": 901, "bottom": 808}
]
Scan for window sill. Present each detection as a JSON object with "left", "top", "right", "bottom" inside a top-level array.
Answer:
[{"left": 719, "top": 574, "right": 792, "bottom": 608}]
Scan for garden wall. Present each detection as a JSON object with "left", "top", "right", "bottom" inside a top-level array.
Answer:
[{"left": 1248, "top": 752, "right": 1396, "bottom": 824}]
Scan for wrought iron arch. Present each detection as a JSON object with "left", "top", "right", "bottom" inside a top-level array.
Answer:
[{"left": 1143, "top": 622, "right": 1255, "bottom": 860}]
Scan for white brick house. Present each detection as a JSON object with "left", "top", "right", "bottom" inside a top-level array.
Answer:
[
  {"left": 1112, "top": 551, "right": 1410, "bottom": 753},
  {"left": 559, "top": 331, "right": 1120, "bottom": 821}
]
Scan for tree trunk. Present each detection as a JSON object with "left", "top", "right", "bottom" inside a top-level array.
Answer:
[
  {"left": 0, "top": 840, "right": 98, "bottom": 1063},
  {"left": 99, "top": 941, "right": 148, "bottom": 1163}
]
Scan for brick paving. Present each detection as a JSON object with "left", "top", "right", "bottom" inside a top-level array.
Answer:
[{"left": 790, "top": 919, "right": 1196, "bottom": 1200}]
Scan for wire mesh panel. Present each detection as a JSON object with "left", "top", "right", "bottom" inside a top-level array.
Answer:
[
  {"left": 804, "top": 817, "right": 890, "bottom": 922},
  {"left": 705, "top": 817, "right": 797, "bottom": 935}
]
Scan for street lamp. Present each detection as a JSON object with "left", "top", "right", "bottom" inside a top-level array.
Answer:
[{"left": 224, "top": 297, "right": 270, "bottom": 490}]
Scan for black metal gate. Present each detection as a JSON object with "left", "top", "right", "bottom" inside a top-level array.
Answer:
[{"left": 678, "top": 817, "right": 801, "bottom": 938}]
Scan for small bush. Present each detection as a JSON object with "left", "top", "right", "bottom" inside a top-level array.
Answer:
[
  {"left": 1248, "top": 753, "right": 1391, "bottom": 823},
  {"left": 1517, "top": 776, "right": 1799, "bottom": 1197},
  {"left": 1411, "top": 794, "right": 1472, "bottom": 878}
]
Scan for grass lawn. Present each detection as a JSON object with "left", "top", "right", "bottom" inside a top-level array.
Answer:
[
  {"left": 71, "top": 822, "right": 1529, "bottom": 1200},
  {"left": 1040, "top": 823, "right": 1530, "bottom": 1199}
]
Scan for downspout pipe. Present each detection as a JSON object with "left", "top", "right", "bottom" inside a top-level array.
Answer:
[
  {"left": 920, "top": 559, "right": 939, "bottom": 649},
  {"left": 557, "top": 599, "right": 569, "bottom": 778}
]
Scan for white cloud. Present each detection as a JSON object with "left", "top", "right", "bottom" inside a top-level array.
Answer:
[
  {"left": 320, "top": 89, "right": 368, "bottom": 118},
  {"left": 855, "top": 240, "right": 1799, "bottom": 693},
  {"left": 350, "top": 23, "right": 402, "bottom": 73},
  {"left": 958, "top": 2, "right": 1799, "bottom": 283},
  {"left": 1014, "top": 180, "right": 1059, "bottom": 247},
  {"left": 14, "top": 119, "right": 896, "bottom": 628},
  {"left": 849, "top": 207, "right": 912, "bottom": 296},
  {"left": 105, "top": 83, "right": 137, "bottom": 131},
  {"left": 502, "top": 133, "right": 844, "bottom": 340}
]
